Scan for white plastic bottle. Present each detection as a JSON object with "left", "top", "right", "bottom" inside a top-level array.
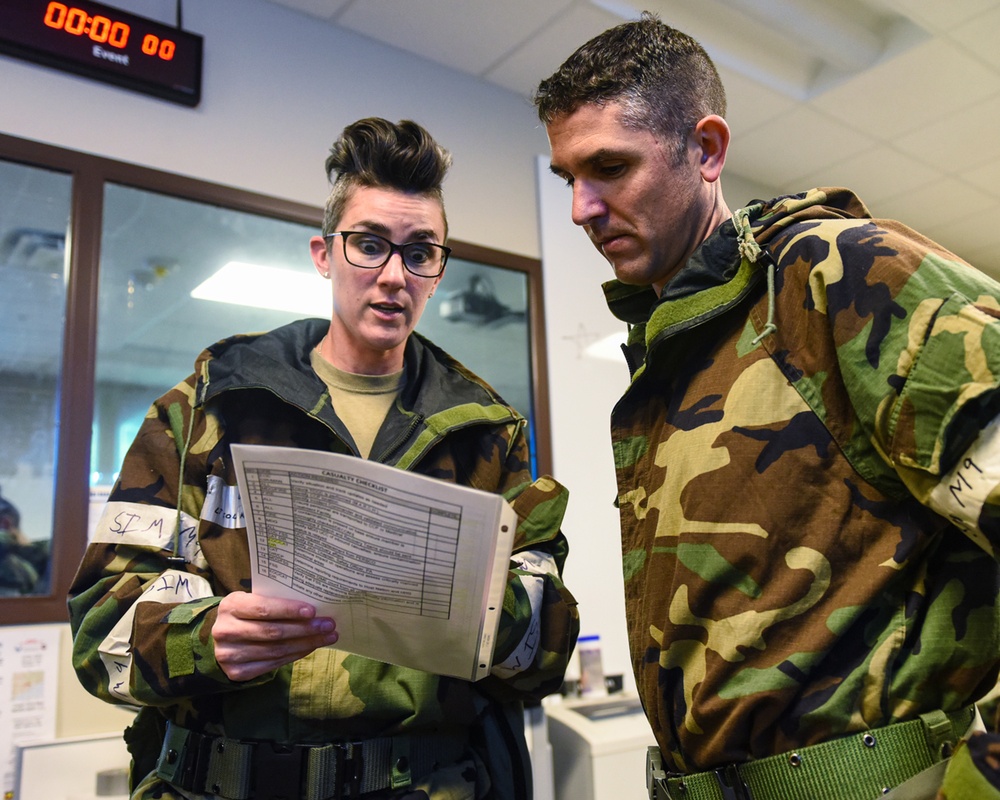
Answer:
[{"left": 577, "top": 634, "right": 607, "bottom": 697}]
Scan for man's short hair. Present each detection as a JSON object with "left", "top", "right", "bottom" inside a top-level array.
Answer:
[
  {"left": 533, "top": 12, "right": 726, "bottom": 158},
  {"left": 322, "top": 118, "right": 452, "bottom": 236}
]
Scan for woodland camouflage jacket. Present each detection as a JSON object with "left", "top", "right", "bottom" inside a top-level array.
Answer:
[
  {"left": 68, "top": 318, "right": 579, "bottom": 800},
  {"left": 606, "top": 188, "right": 1000, "bottom": 774}
]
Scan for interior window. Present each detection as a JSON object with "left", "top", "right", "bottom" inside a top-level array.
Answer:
[
  {"left": 421, "top": 259, "right": 535, "bottom": 449},
  {"left": 0, "top": 159, "right": 72, "bottom": 597},
  {"left": 92, "top": 187, "right": 540, "bottom": 487},
  {"left": 0, "top": 133, "right": 549, "bottom": 624},
  {"left": 91, "top": 184, "right": 319, "bottom": 491}
]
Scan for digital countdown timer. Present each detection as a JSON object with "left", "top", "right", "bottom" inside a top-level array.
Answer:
[{"left": 0, "top": 0, "right": 202, "bottom": 106}]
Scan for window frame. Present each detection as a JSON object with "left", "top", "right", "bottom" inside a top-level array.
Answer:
[{"left": 0, "top": 131, "right": 552, "bottom": 624}]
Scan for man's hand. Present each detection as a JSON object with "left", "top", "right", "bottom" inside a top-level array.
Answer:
[{"left": 213, "top": 593, "right": 338, "bottom": 681}]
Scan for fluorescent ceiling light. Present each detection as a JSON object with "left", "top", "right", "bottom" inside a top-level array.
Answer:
[
  {"left": 191, "top": 261, "right": 330, "bottom": 317},
  {"left": 591, "top": 0, "right": 926, "bottom": 100},
  {"left": 584, "top": 331, "right": 628, "bottom": 362}
]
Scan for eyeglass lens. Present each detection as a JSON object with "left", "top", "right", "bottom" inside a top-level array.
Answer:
[{"left": 343, "top": 232, "right": 445, "bottom": 276}]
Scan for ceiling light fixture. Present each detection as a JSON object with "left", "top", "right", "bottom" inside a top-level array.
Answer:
[
  {"left": 190, "top": 261, "right": 330, "bottom": 316},
  {"left": 590, "top": 0, "right": 926, "bottom": 100}
]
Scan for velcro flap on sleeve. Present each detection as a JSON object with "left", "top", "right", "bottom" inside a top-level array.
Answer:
[{"left": 888, "top": 293, "right": 1000, "bottom": 474}]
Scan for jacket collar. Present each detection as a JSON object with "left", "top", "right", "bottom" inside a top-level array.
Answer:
[
  {"left": 192, "top": 318, "right": 520, "bottom": 465},
  {"left": 603, "top": 187, "right": 872, "bottom": 329},
  {"left": 603, "top": 213, "right": 766, "bottom": 359}
]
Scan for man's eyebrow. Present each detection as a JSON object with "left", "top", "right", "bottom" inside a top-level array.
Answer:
[{"left": 549, "top": 147, "right": 631, "bottom": 176}]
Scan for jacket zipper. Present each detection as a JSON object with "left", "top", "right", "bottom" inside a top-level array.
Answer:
[{"left": 374, "top": 413, "right": 425, "bottom": 465}]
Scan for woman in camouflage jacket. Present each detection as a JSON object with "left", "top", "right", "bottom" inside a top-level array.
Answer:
[{"left": 68, "top": 118, "right": 579, "bottom": 800}]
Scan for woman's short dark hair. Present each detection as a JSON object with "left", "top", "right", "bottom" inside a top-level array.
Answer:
[
  {"left": 533, "top": 12, "right": 726, "bottom": 160},
  {"left": 322, "top": 118, "right": 452, "bottom": 236}
]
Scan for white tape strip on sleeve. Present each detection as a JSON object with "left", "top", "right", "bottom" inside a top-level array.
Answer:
[
  {"left": 929, "top": 415, "right": 1000, "bottom": 553},
  {"left": 491, "top": 550, "right": 560, "bottom": 678},
  {"left": 98, "top": 570, "right": 214, "bottom": 704},
  {"left": 201, "top": 475, "right": 246, "bottom": 529},
  {"left": 92, "top": 501, "right": 206, "bottom": 569}
]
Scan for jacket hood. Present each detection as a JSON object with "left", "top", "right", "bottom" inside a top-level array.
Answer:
[
  {"left": 748, "top": 186, "right": 872, "bottom": 250},
  {"left": 602, "top": 188, "right": 873, "bottom": 375},
  {"left": 195, "top": 318, "right": 329, "bottom": 407},
  {"left": 189, "top": 319, "right": 521, "bottom": 466},
  {"left": 604, "top": 188, "right": 872, "bottom": 321},
  {"left": 605, "top": 187, "right": 871, "bottom": 315}
]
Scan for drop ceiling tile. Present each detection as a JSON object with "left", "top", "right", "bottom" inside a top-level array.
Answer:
[
  {"left": 959, "top": 154, "right": 1000, "bottom": 200},
  {"left": 811, "top": 38, "right": 1000, "bottom": 138},
  {"left": 951, "top": 5, "right": 1000, "bottom": 70},
  {"left": 792, "top": 146, "right": 939, "bottom": 206},
  {"left": 648, "top": 0, "right": 819, "bottom": 100},
  {"left": 261, "top": 0, "right": 352, "bottom": 21},
  {"left": 725, "top": 106, "right": 874, "bottom": 188},
  {"left": 894, "top": 93, "right": 1000, "bottom": 177},
  {"left": 335, "top": 0, "right": 575, "bottom": 77},
  {"left": 486, "top": 4, "right": 624, "bottom": 97},
  {"left": 876, "top": 0, "right": 1000, "bottom": 33},
  {"left": 963, "top": 241, "right": 1000, "bottom": 282},
  {"left": 718, "top": 67, "right": 798, "bottom": 136},
  {"left": 927, "top": 201, "right": 1000, "bottom": 279},
  {"left": 874, "top": 177, "right": 994, "bottom": 234}
]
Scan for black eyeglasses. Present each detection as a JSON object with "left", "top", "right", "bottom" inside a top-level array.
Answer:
[{"left": 324, "top": 231, "right": 450, "bottom": 278}]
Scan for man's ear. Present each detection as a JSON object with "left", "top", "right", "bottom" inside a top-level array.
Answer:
[{"left": 693, "top": 115, "right": 729, "bottom": 182}]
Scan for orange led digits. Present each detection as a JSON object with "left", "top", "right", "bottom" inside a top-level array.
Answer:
[
  {"left": 141, "top": 33, "right": 175, "bottom": 61},
  {"left": 2, "top": 0, "right": 202, "bottom": 106},
  {"left": 41, "top": 1, "right": 182, "bottom": 59}
]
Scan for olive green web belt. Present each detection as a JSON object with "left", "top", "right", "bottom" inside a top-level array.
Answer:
[
  {"left": 646, "top": 705, "right": 977, "bottom": 800},
  {"left": 155, "top": 721, "right": 467, "bottom": 800}
]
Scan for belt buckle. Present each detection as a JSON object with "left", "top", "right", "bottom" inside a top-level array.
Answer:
[
  {"left": 714, "top": 765, "right": 754, "bottom": 800},
  {"left": 176, "top": 730, "right": 213, "bottom": 792},
  {"left": 333, "top": 742, "right": 364, "bottom": 799},
  {"left": 646, "top": 745, "right": 671, "bottom": 800},
  {"left": 645, "top": 746, "right": 691, "bottom": 800},
  {"left": 253, "top": 741, "right": 308, "bottom": 800}
]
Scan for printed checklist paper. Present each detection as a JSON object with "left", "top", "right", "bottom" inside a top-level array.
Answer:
[{"left": 230, "top": 444, "right": 517, "bottom": 681}]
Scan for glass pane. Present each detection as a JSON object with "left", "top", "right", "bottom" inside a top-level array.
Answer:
[
  {"left": 92, "top": 184, "right": 321, "bottom": 489},
  {"left": 93, "top": 185, "right": 541, "bottom": 488},
  {"left": 419, "top": 258, "right": 535, "bottom": 436},
  {"left": 0, "top": 159, "right": 71, "bottom": 597}
]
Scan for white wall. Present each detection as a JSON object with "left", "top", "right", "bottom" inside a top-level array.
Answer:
[
  {"left": 537, "top": 156, "right": 632, "bottom": 689},
  {"left": 0, "top": 0, "right": 549, "bottom": 259}
]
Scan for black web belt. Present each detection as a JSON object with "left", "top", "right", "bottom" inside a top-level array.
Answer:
[{"left": 155, "top": 721, "right": 465, "bottom": 800}]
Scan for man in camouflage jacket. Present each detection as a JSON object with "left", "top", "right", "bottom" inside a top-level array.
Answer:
[
  {"left": 536, "top": 14, "right": 1000, "bottom": 800},
  {"left": 608, "top": 187, "right": 1000, "bottom": 796},
  {"left": 69, "top": 118, "right": 579, "bottom": 800}
]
